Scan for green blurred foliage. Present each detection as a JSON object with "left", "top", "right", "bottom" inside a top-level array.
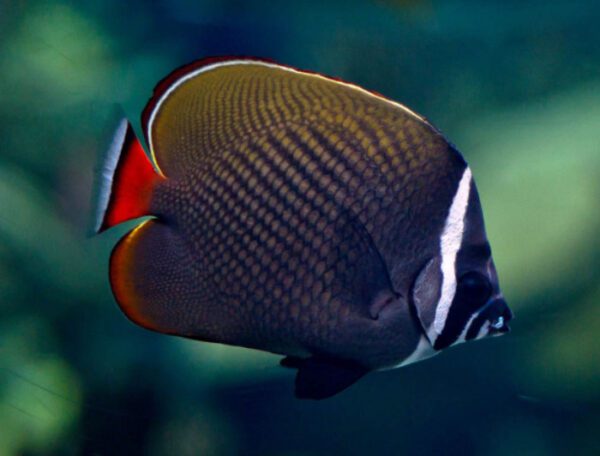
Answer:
[{"left": 0, "top": 0, "right": 598, "bottom": 454}]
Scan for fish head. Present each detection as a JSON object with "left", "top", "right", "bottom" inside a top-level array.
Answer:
[{"left": 410, "top": 168, "right": 513, "bottom": 355}]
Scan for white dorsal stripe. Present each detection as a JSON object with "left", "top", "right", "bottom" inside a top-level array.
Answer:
[
  {"left": 94, "top": 118, "right": 128, "bottom": 233},
  {"left": 145, "top": 59, "right": 428, "bottom": 177},
  {"left": 431, "top": 167, "right": 472, "bottom": 338}
]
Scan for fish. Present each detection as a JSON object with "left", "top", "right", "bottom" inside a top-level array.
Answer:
[{"left": 94, "top": 56, "right": 513, "bottom": 399}]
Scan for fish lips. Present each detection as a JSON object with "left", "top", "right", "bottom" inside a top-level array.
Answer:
[
  {"left": 467, "top": 296, "right": 513, "bottom": 340},
  {"left": 487, "top": 297, "right": 513, "bottom": 335}
]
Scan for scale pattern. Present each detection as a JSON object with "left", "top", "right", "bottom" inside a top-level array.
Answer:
[{"left": 140, "top": 63, "right": 465, "bottom": 366}]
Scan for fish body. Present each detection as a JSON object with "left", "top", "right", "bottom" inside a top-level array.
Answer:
[{"left": 95, "top": 57, "right": 512, "bottom": 399}]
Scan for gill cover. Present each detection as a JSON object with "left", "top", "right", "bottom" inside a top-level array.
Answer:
[{"left": 412, "top": 256, "right": 443, "bottom": 342}]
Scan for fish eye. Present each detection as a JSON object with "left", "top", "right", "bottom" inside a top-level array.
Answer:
[{"left": 457, "top": 271, "right": 492, "bottom": 308}]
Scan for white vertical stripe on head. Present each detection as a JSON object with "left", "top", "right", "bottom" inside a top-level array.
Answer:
[{"left": 430, "top": 167, "right": 472, "bottom": 339}]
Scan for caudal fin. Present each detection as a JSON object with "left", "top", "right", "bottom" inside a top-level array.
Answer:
[{"left": 93, "top": 119, "right": 164, "bottom": 233}]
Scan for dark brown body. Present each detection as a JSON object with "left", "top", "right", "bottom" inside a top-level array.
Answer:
[{"left": 114, "top": 63, "right": 467, "bottom": 369}]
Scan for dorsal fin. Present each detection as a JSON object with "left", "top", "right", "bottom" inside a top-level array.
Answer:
[
  {"left": 141, "top": 56, "right": 277, "bottom": 134},
  {"left": 139, "top": 57, "right": 433, "bottom": 178}
]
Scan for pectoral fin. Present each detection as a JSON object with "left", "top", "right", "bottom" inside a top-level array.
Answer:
[{"left": 282, "top": 356, "right": 368, "bottom": 400}]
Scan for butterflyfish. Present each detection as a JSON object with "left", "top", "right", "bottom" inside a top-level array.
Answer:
[{"left": 94, "top": 57, "right": 512, "bottom": 399}]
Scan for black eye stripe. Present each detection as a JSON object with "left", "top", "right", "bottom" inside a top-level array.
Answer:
[
  {"left": 473, "top": 242, "right": 491, "bottom": 259},
  {"left": 457, "top": 242, "right": 491, "bottom": 262},
  {"left": 433, "top": 286, "right": 476, "bottom": 349},
  {"left": 457, "top": 271, "right": 492, "bottom": 312},
  {"left": 465, "top": 311, "right": 489, "bottom": 340},
  {"left": 434, "top": 272, "right": 492, "bottom": 350}
]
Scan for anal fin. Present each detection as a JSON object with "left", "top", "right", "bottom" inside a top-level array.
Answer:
[{"left": 282, "top": 356, "right": 369, "bottom": 400}]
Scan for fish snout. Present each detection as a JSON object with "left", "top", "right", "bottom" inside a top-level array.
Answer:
[{"left": 487, "top": 297, "right": 513, "bottom": 336}]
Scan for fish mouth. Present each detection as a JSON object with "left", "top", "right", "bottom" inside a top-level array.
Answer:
[{"left": 486, "top": 297, "right": 513, "bottom": 336}]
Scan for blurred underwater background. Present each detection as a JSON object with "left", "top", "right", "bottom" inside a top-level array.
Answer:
[{"left": 0, "top": 0, "right": 599, "bottom": 454}]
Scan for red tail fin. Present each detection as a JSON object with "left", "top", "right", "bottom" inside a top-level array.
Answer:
[{"left": 94, "top": 119, "right": 164, "bottom": 233}]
